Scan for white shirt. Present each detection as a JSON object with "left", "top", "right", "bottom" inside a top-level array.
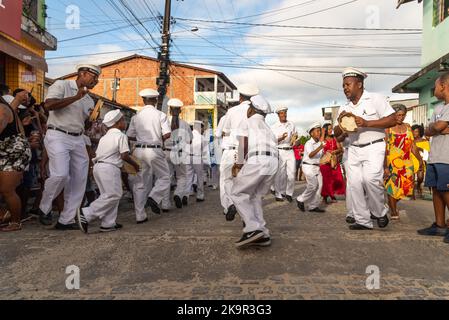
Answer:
[
  {"left": 93, "top": 128, "right": 130, "bottom": 167},
  {"left": 222, "top": 101, "right": 250, "bottom": 148},
  {"left": 127, "top": 105, "right": 171, "bottom": 145},
  {"left": 271, "top": 121, "right": 297, "bottom": 148},
  {"left": 428, "top": 103, "right": 449, "bottom": 164},
  {"left": 247, "top": 114, "right": 278, "bottom": 156},
  {"left": 165, "top": 116, "right": 192, "bottom": 149},
  {"left": 302, "top": 138, "right": 324, "bottom": 166},
  {"left": 45, "top": 80, "right": 95, "bottom": 133},
  {"left": 338, "top": 91, "right": 394, "bottom": 145},
  {"left": 216, "top": 115, "right": 231, "bottom": 150},
  {"left": 191, "top": 130, "right": 209, "bottom": 159},
  {"left": 126, "top": 115, "right": 137, "bottom": 138}
]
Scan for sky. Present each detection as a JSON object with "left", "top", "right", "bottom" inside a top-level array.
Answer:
[{"left": 45, "top": 0, "right": 423, "bottom": 133}]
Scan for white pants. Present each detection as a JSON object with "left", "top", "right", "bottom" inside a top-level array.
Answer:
[
  {"left": 82, "top": 163, "right": 122, "bottom": 228},
  {"left": 274, "top": 149, "right": 296, "bottom": 197},
  {"left": 132, "top": 148, "right": 170, "bottom": 222},
  {"left": 208, "top": 164, "right": 219, "bottom": 187},
  {"left": 192, "top": 162, "right": 205, "bottom": 200},
  {"left": 219, "top": 149, "right": 237, "bottom": 213},
  {"left": 230, "top": 156, "right": 278, "bottom": 237},
  {"left": 342, "top": 149, "right": 353, "bottom": 218},
  {"left": 162, "top": 151, "right": 189, "bottom": 208},
  {"left": 296, "top": 164, "right": 323, "bottom": 210},
  {"left": 347, "top": 142, "right": 388, "bottom": 228},
  {"left": 40, "top": 130, "right": 88, "bottom": 225}
]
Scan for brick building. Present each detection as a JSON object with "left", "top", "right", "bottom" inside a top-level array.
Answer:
[
  {"left": 57, "top": 54, "right": 237, "bottom": 128},
  {"left": 1, "top": 0, "right": 57, "bottom": 103}
]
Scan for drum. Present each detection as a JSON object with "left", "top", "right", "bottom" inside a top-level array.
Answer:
[
  {"left": 121, "top": 156, "right": 141, "bottom": 175},
  {"left": 290, "top": 133, "right": 299, "bottom": 146},
  {"left": 339, "top": 113, "right": 358, "bottom": 132},
  {"left": 319, "top": 152, "right": 332, "bottom": 165},
  {"left": 232, "top": 164, "right": 241, "bottom": 178}
]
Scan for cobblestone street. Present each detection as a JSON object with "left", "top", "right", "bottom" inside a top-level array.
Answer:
[{"left": 1, "top": 181, "right": 449, "bottom": 300}]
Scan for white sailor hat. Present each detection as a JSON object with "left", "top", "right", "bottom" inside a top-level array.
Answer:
[
  {"left": 102, "top": 109, "right": 123, "bottom": 127},
  {"left": 139, "top": 88, "right": 159, "bottom": 98},
  {"left": 275, "top": 106, "right": 288, "bottom": 113},
  {"left": 167, "top": 98, "right": 183, "bottom": 108},
  {"left": 250, "top": 95, "right": 271, "bottom": 114},
  {"left": 238, "top": 83, "right": 259, "bottom": 97},
  {"left": 76, "top": 64, "right": 101, "bottom": 76},
  {"left": 307, "top": 122, "right": 322, "bottom": 134},
  {"left": 322, "top": 120, "right": 332, "bottom": 126},
  {"left": 342, "top": 67, "right": 367, "bottom": 79}
]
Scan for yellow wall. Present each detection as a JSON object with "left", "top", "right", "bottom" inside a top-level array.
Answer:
[{"left": 1, "top": 32, "right": 46, "bottom": 103}]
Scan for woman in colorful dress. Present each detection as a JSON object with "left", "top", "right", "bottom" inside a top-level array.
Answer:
[
  {"left": 319, "top": 123, "right": 346, "bottom": 204},
  {"left": 384, "top": 104, "right": 423, "bottom": 220},
  {"left": 411, "top": 124, "right": 430, "bottom": 199},
  {"left": 0, "top": 90, "right": 32, "bottom": 231}
]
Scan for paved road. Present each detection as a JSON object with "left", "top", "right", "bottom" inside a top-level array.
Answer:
[{"left": 1, "top": 182, "right": 449, "bottom": 300}]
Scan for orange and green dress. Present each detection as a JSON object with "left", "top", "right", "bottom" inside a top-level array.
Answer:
[{"left": 385, "top": 127, "right": 415, "bottom": 200}]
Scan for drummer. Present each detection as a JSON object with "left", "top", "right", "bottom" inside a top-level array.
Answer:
[
  {"left": 333, "top": 67, "right": 397, "bottom": 230},
  {"left": 77, "top": 110, "right": 140, "bottom": 233},
  {"left": 296, "top": 123, "right": 326, "bottom": 213}
]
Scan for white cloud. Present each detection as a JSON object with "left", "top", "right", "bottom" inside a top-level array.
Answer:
[
  {"left": 223, "top": 0, "right": 424, "bottom": 128},
  {"left": 47, "top": 44, "right": 134, "bottom": 78}
]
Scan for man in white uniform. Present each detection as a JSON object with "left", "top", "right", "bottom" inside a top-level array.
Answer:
[
  {"left": 191, "top": 120, "right": 207, "bottom": 202},
  {"left": 334, "top": 67, "right": 397, "bottom": 230},
  {"left": 271, "top": 106, "right": 297, "bottom": 202},
  {"left": 230, "top": 95, "right": 278, "bottom": 248},
  {"left": 127, "top": 89, "right": 171, "bottom": 223},
  {"left": 77, "top": 110, "right": 139, "bottom": 233},
  {"left": 38, "top": 64, "right": 101, "bottom": 230},
  {"left": 296, "top": 123, "right": 326, "bottom": 213},
  {"left": 215, "top": 113, "right": 229, "bottom": 213},
  {"left": 221, "top": 83, "right": 259, "bottom": 221},
  {"left": 162, "top": 98, "right": 193, "bottom": 209}
]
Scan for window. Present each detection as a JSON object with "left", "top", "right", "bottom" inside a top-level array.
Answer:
[
  {"left": 195, "top": 77, "right": 215, "bottom": 92},
  {"left": 433, "top": 0, "right": 449, "bottom": 26}
]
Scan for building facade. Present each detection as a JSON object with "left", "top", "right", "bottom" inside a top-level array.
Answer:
[
  {"left": 389, "top": 98, "right": 423, "bottom": 125},
  {"left": 58, "top": 55, "right": 237, "bottom": 128},
  {"left": 0, "top": 0, "right": 57, "bottom": 102},
  {"left": 321, "top": 105, "right": 340, "bottom": 126},
  {"left": 393, "top": 0, "right": 449, "bottom": 122}
]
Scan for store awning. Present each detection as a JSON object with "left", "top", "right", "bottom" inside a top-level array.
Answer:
[
  {"left": 0, "top": 35, "right": 48, "bottom": 72},
  {"left": 392, "top": 52, "right": 449, "bottom": 94}
]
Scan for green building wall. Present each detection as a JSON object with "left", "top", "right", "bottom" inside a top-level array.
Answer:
[
  {"left": 419, "top": 81, "right": 440, "bottom": 120},
  {"left": 422, "top": 0, "right": 449, "bottom": 67}
]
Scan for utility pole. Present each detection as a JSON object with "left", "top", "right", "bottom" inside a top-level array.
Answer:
[
  {"left": 156, "top": 0, "right": 172, "bottom": 111},
  {"left": 112, "top": 69, "right": 120, "bottom": 102}
]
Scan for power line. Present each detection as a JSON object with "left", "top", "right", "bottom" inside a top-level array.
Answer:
[
  {"left": 106, "top": 0, "right": 159, "bottom": 54},
  {"left": 174, "top": 17, "right": 422, "bottom": 32},
  {"left": 176, "top": 25, "right": 341, "bottom": 92},
  {"left": 262, "top": 0, "right": 359, "bottom": 25},
  {"left": 91, "top": 0, "right": 147, "bottom": 51},
  {"left": 171, "top": 60, "right": 415, "bottom": 76},
  {"left": 118, "top": 0, "right": 160, "bottom": 48},
  {"left": 47, "top": 47, "right": 156, "bottom": 60},
  {"left": 228, "top": 0, "right": 320, "bottom": 21}
]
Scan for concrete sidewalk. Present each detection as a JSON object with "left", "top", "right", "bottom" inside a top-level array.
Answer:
[{"left": 1, "top": 182, "right": 448, "bottom": 300}]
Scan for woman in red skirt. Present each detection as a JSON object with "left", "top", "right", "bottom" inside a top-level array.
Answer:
[{"left": 320, "top": 123, "right": 346, "bottom": 204}]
